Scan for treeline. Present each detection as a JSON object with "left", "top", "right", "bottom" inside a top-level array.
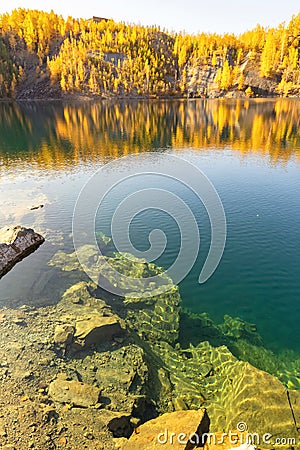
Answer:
[{"left": 0, "top": 8, "right": 300, "bottom": 98}]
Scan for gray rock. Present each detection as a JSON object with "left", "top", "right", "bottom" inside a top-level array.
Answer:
[{"left": 0, "top": 226, "right": 44, "bottom": 278}]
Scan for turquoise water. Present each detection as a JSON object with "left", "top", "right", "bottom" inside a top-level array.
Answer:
[{"left": 0, "top": 99, "right": 299, "bottom": 354}]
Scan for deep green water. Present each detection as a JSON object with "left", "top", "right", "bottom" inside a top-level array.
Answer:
[{"left": 0, "top": 99, "right": 299, "bottom": 355}]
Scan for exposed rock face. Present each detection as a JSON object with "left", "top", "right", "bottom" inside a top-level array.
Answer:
[
  {"left": 0, "top": 226, "right": 44, "bottom": 278},
  {"left": 120, "top": 409, "right": 209, "bottom": 449},
  {"left": 185, "top": 64, "right": 219, "bottom": 97}
]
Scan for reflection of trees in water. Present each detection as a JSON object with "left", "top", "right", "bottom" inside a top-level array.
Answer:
[{"left": 0, "top": 99, "right": 300, "bottom": 169}]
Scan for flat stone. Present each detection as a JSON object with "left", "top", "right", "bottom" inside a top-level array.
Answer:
[
  {"left": 75, "top": 313, "right": 123, "bottom": 346},
  {"left": 121, "top": 409, "right": 209, "bottom": 449},
  {"left": 0, "top": 226, "right": 44, "bottom": 278},
  {"left": 48, "top": 379, "right": 100, "bottom": 407}
]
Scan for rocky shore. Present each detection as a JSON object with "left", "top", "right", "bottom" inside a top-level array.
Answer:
[
  {"left": 0, "top": 241, "right": 300, "bottom": 449},
  {"left": 0, "top": 226, "right": 44, "bottom": 278}
]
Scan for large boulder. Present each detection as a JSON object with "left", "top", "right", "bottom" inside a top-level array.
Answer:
[
  {"left": 0, "top": 226, "right": 44, "bottom": 277},
  {"left": 211, "top": 361, "right": 297, "bottom": 439},
  {"left": 151, "top": 340, "right": 300, "bottom": 445},
  {"left": 120, "top": 409, "right": 209, "bottom": 449}
]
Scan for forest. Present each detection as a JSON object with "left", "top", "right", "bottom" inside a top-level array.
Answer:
[{"left": 0, "top": 8, "right": 300, "bottom": 98}]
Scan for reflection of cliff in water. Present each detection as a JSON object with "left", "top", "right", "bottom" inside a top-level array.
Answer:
[{"left": 0, "top": 99, "right": 300, "bottom": 171}]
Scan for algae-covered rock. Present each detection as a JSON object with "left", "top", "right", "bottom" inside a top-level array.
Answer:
[
  {"left": 179, "top": 309, "right": 228, "bottom": 348},
  {"left": 151, "top": 341, "right": 209, "bottom": 409},
  {"left": 180, "top": 308, "right": 300, "bottom": 392},
  {"left": 48, "top": 245, "right": 97, "bottom": 272},
  {"left": 97, "top": 252, "right": 180, "bottom": 344},
  {"left": 229, "top": 338, "right": 300, "bottom": 391},
  {"left": 220, "top": 314, "right": 262, "bottom": 345},
  {"left": 207, "top": 361, "right": 298, "bottom": 442},
  {"left": 124, "top": 285, "right": 180, "bottom": 344},
  {"left": 180, "top": 310, "right": 263, "bottom": 348}
]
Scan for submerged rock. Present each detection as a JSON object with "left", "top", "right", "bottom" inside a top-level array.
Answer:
[
  {"left": 0, "top": 226, "right": 44, "bottom": 278},
  {"left": 48, "top": 244, "right": 300, "bottom": 446},
  {"left": 220, "top": 314, "right": 262, "bottom": 345},
  {"left": 287, "top": 390, "right": 300, "bottom": 430},
  {"left": 207, "top": 360, "right": 297, "bottom": 439},
  {"left": 48, "top": 378, "right": 100, "bottom": 407},
  {"left": 74, "top": 314, "right": 123, "bottom": 346},
  {"left": 49, "top": 247, "right": 181, "bottom": 344},
  {"left": 151, "top": 339, "right": 300, "bottom": 445}
]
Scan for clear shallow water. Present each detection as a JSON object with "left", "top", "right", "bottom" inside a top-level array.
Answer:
[{"left": 0, "top": 99, "right": 299, "bottom": 354}]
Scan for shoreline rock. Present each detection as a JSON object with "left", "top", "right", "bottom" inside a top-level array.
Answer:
[
  {"left": 0, "top": 226, "right": 45, "bottom": 278},
  {"left": 120, "top": 409, "right": 209, "bottom": 449}
]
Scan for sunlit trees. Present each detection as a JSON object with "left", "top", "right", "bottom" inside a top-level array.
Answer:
[
  {"left": 260, "top": 30, "right": 278, "bottom": 77},
  {"left": 216, "top": 60, "right": 234, "bottom": 90},
  {"left": 0, "top": 8, "right": 300, "bottom": 98}
]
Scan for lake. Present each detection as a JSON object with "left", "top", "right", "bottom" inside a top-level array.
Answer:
[{"left": 0, "top": 98, "right": 299, "bottom": 360}]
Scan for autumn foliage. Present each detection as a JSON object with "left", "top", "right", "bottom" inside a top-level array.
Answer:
[{"left": 0, "top": 8, "right": 300, "bottom": 98}]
